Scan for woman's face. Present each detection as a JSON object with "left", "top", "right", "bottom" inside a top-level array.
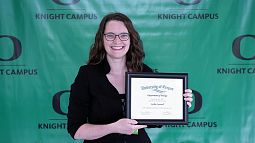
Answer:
[{"left": 103, "top": 20, "right": 130, "bottom": 61}]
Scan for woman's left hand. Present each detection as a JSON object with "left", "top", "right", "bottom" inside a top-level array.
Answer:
[{"left": 184, "top": 89, "right": 193, "bottom": 108}]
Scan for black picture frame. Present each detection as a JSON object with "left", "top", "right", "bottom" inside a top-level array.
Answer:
[{"left": 125, "top": 72, "right": 188, "bottom": 125}]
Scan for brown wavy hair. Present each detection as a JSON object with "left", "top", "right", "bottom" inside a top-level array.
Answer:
[{"left": 87, "top": 13, "right": 145, "bottom": 72}]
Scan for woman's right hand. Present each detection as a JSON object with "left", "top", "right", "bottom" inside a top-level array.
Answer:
[
  {"left": 111, "top": 118, "right": 147, "bottom": 135},
  {"left": 74, "top": 119, "right": 147, "bottom": 139}
]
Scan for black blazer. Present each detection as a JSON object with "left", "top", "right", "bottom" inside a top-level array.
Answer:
[{"left": 67, "top": 58, "right": 153, "bottom": 143}]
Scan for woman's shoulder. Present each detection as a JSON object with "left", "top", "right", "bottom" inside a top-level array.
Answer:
[
  {"left": 142, "top": 63, "right": 153, "bottom": 72},
  {"left": 78, "top": 64, "right": 95, "bottom": 72},
  {"left": 79, "top": 63, "right": 105, "bottom": 75}
]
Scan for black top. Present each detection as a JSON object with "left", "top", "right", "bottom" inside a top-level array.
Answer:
[{"left": 67, "top": 58, "right": 153, "bottom": 143}]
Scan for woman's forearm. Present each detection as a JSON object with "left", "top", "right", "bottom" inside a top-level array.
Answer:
[
  {"left": 74, "top": 119, "right": 147, "bottom": 140},
  {"left": 74, "top": 123, "right": 115, "bottom": 140}
]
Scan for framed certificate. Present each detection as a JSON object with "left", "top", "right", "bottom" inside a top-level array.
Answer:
[{"left": 125, "top": 72, "right": 188, "bottom": 125}]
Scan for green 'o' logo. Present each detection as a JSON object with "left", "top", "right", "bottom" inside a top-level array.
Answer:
[{"left": 175, "top": 0, "right": 202, "bottom": 5}]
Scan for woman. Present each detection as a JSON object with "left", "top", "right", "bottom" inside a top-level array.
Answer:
[{"left": 67, "top": 13, "right": 193, "bottom": 143}]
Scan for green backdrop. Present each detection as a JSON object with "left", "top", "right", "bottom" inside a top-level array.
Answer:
[{"left": 0, "top": 0, "right": 254, "bottom": 142}]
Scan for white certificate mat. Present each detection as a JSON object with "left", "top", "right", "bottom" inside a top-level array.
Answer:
[
  {"left": 125, "top": 73, "right": 188, "bottom": 125},
  {"left": 130, "top": 78, "right": 183, "bottom": 119}
]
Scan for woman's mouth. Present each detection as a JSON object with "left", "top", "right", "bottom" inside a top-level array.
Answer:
[{"left": 111, "top": 46, "right": 123, "bottom": 50}]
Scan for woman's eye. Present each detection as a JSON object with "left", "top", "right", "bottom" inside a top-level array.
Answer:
[
  {"left": 107, "top": 34, "right": 114, "bottom": 38},
  {"left": 121, "top": 34, "right": 128, "bottom": 38}
]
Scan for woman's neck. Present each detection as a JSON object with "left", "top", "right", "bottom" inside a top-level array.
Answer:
[{"left": 107, "top": 56, "right": 127, "bottom": 75}]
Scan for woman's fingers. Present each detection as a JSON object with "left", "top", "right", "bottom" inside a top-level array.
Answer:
[
  {"left": 184, "top": 89, "right": 193, "bottom": 108},
  {"left": 114, "top": 119, "right": 147, "bottom": 135},
  {"left": 186, "top": 101, "right": 192, "bottom": 108}
]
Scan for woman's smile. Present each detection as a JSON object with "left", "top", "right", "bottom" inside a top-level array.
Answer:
[{"left": 111, "top": 46, "right": 124, "bottom": 50}]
